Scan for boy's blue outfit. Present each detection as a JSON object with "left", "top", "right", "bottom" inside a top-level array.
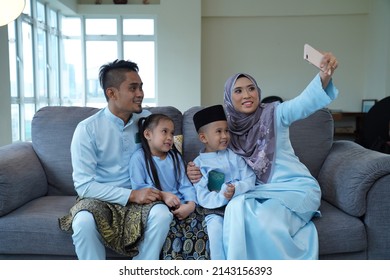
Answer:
[{"left": 193, "top": 148, "right": 256, "bottom": 259}]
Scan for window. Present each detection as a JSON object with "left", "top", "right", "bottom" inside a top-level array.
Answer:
[{"left": 8, "top": 0, "right": 156, "bottom": 141}]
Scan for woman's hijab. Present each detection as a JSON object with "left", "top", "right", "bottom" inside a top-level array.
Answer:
[{"left": 223, "top": 73, "right": 276, "bottom": 183}]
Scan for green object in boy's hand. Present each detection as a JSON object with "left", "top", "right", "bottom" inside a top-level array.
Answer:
[{"left": 208, "top": 170, "right": 225, "bottom": 192}]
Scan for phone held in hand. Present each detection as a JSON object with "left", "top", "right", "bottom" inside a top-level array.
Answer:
[{"left": 303, "top": 43, "right": 330, "bottom": 75}]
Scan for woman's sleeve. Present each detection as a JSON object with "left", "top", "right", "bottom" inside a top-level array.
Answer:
[
  {"left": 277, "top": 74, "right": 339, "bottom": 126},
  {"left": 230, "top": 153, "right": 257, "bottom": 196}
]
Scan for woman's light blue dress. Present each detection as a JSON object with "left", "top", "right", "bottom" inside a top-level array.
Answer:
[{"left": 223, "top": 74, "right": 338, "bottom": 259}]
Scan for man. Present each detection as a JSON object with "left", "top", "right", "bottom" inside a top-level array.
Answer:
[{"left": 59, "top": 59, "right": 172, "bottom": 260}]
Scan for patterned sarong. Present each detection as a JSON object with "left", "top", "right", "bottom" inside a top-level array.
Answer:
[
  {"left": 161, "top": 206, "right": 224, "bottom": 260},
  {"left": 59, "top": 198, "right": 159, "bottom": 258}
]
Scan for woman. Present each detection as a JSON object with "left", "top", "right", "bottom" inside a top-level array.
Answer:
[{"left": 188, "top": 51, "right": 339, "bottom": 259}]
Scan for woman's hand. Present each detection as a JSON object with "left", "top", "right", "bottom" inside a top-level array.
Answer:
[
  {"left": 187, "top": 161, "right": 202, "bottom": 184},
  {"left": 319, "top": 51, "right": 339, "bottom": 89}
]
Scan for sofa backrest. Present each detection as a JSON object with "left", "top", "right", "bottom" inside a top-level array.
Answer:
[
  {"left": 31, "top": 106, "right": 182, "bottom": 195},
  {"left": 182, "top": 106, "right": 334, "bottom": 179},
  {"left": 182, "top": 106, "right": 204, "bottom": 163},
  {"left": 290, "top": 108, "right": 334, "bottom": 178},
  {"left": 32, "top": 106, "right": 100, "bottom": 195},
  {"left": 31, "top": 105, "right": 333, "bottom": 195}
]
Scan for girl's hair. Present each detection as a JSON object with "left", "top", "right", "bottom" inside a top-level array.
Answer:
[{"left": 138, "top": 114, "right": 186, "bottom": 190}]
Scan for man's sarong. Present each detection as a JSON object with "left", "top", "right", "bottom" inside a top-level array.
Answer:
[{"left": 59, "top": 198, "right": 158, "bottom": 257}]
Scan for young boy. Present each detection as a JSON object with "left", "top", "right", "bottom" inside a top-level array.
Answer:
[{"left": 192, "top": 104, "right": 256, "bottom": 260}]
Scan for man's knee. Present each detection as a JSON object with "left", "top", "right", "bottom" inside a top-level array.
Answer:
[{"left": 72, "top": 211, "right": 96, "bottom": 234}]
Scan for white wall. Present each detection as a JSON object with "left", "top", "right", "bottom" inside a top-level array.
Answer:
[
  {"left": 77, "top": 0, "right": 201, "bottom": 112},
  {"left": 364, "top": 0, "right": 390, "bottom": 101},
  {"left": 157, "top": 0, "right": 201, "bottom": 111},
  {"left": 200, "top": 0, "right": 385, "bottom": 112}
]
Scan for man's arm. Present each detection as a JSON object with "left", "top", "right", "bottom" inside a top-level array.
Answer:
[{"left": 71, "top": 123, "right": 132, "bottom": 206}]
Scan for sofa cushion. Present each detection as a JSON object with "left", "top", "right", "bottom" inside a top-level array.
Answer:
[
  {"left": 0, "top": 195, "right": 150, "bottom": 259},
  {"left": 313, "top": 200, "right": 366, "bottom": 256},
  {"left": 0, "top": 142, "right": 48, "bottom": 217},
  {"left": 290, "top": 108, "right": 334, "bottom": 178},
  {"left": 32, "top": 106, "right": 100, "bottom": 195},
  {"left": 0, "top": 196, "right": 77, "bottom": 256}
]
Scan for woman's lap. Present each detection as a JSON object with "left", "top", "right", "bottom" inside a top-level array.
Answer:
[{"left": 223, "top": 196, "right": 318, "bottom": 259}]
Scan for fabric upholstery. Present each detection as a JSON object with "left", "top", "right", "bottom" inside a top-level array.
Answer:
[
  {"left": 147, "top": 106, "right": 183, "bottom": 136},
  {"left": 313, "top": 200, "right": 366, "bottom": 255},
  {"left": 0, "top": 195, "right": 128, "bottom": 258},
  {"left": 319, "top": 140, "right": 390, "bottom": 217},
  {"left": 0, "top": 142, "right": 47, "bottom": 217},
  {"left": 0, "top": 196, "right": 76, "bottom": 255},
  {"left": 182, "top": 106, "right": 204, "bottom": 163},
  {"left": 364, "top": 175, "right": 390, "bottom": 259},
  {"left": 32, "top": 106, "right": 100, "bottom": 195},
  {"left": 290, "top": 108, "right": 334, "bottom": 178}
]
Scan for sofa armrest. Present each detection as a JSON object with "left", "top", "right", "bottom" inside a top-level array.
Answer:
[
  {"left": 0, "top": 142, "right": 48, "bottom": 217},
  {"left": 364, "top": 175, "right": 390, "bottom": 259},
  {"left": 318, "top": 140, "right": 390, "bottom": 217}
]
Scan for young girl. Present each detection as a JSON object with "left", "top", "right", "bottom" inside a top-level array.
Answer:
[{"left": 129, "top": 114, "right": 197, "bottom": 221}]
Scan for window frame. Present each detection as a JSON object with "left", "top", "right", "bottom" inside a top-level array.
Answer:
[{"left": 9, "top": 0, "right": 157, "bottom": 142}]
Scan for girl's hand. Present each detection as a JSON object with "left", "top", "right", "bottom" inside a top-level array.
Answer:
[
  {"left": 224, "top": 184, "right": 236, "bottom": 200},
  {"left": 172, "top": 201, "right": 196, "bottom": 220},
  {"left": 161, "top": 192, "right": 181, "bottom": 209}
]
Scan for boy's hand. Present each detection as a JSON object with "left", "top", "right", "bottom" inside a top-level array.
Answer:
[{"left": 224, "top": 184, "right": 235, "bottom": 200}]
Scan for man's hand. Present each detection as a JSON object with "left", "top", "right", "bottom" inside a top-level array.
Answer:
[
  {"left": 187, "top": 161, "right": 202, "bottom": 184},
  {"left": 128, "top": 188, "right": 162, "bottom": 204}
]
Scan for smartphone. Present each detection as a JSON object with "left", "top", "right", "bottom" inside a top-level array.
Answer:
[{"left": 303, "top": 44, "right": 330, "bottom": 74}]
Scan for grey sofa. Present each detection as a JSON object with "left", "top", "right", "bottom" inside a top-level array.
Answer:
[{"left": 1, "top": 105, "right": 390, "bottom": 260}]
